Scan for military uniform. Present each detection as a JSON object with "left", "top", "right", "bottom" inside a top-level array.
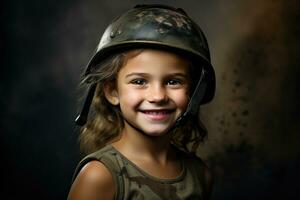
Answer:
[
  {"left": 72, "top": 145, "right": 207, "bottom": 200},
  {"left": 72, "top": 4, "right": 215, "bottom": 199}
]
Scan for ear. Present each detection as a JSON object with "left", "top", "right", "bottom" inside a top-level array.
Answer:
[{"left": 103, "top": 81, "right": 120, "bottom": 105}]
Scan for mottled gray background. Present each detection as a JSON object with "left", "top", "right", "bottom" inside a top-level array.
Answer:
[{"left": 1, "top": 0, "right": 299, "bottom": 199}]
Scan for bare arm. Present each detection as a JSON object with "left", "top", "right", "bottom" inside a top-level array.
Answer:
[{"left": 67, "top": 161, "right": 115, "bottom": 200}]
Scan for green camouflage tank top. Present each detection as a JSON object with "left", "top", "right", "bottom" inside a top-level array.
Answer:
[{"left": 72, "top": 145, "right": 207, "bottom": 200}]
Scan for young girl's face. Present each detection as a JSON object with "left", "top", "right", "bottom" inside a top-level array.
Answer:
[{"left": 106, "top": 49, "right": 190, "bottom": 137}]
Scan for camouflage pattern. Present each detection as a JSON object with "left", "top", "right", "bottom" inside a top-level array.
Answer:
[
  {"left": 72, "top": 145, "right": 206, "bottom": 200},
  {"left": 84, "top": 4, "right": 215, "bottom": 104}
]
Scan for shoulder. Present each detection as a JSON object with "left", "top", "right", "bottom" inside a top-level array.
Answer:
[
  {"left": 77, "top": 160, "right": 114, "bottom": 185},
  {"left": 180, "top": 151, "right": 214, "bottom": 199},
  {"left": 67, "top": 160, "right": 115, "bottom": 200},
  {"left": 72, "top": 145, "right": 118, "bottom": 181}
]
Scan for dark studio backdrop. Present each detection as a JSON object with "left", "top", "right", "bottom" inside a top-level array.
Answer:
[{"left": 1, "top": 0, "right": 299, "bottom": 199}]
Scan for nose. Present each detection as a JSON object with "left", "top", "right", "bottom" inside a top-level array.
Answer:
[{"left": 146, "top": 84, "right": 168, "bottom": 103}]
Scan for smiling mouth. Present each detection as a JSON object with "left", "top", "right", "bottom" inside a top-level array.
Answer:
[
  {"left": 140, "top": 109, "right": 174, "bottom": 120},
  {"left": 141, "top": 109, "right": 174, "bottom": 114}
]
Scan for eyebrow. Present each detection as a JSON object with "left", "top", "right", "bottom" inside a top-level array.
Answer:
[
  {"left": 125, "top": 73, "right": 188, "bottom": 79},
  {"left": 125, "top": 73, "right": 149, "bottom": 78}
]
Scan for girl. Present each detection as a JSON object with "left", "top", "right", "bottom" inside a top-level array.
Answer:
[{"left": 68, "top": 4, "right": 216, "bottom": 200}]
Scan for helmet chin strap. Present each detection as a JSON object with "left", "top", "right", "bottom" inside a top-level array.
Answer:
[
  {"left": 174, "top": 68, "right": 207, "bottom": 128},
  {"left": 75, "top": 83, "right": 97, "bottom": 126}
]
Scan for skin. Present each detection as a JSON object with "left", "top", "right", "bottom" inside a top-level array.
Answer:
[
  {"left": 113, "top": 49, "right": 190, "bottom": 137},
  {"left": 67, "top": 49, "right": 213, "bottom": 200}
]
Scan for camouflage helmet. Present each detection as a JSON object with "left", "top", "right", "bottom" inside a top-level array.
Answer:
[{"left": 76, "top": 4, "right": 215, "bottom": 126}]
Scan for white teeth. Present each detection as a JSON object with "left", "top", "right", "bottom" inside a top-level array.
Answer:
[{"left": 144, "top": 111, "right": 168, "bottom": 115}]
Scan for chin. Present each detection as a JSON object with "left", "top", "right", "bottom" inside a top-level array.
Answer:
[{"left": 141, "top": 127, "right": 173, "bottom": 137}]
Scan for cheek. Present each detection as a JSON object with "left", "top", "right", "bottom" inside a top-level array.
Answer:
[
  {"left": 117, "top": 85, "right": 143, "bottom": 108},
  {"left": 172, "top": 90, "right": 189, "bottom": 109}
]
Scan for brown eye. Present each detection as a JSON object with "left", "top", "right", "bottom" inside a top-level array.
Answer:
[
  {"left": 166, "top": 79, "right": 183, "bottom": 85},
  {"left": 130, "top": 79, "right": 147, "bottom": 85}
]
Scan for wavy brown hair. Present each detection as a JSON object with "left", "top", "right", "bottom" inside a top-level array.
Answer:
[{"left": 78, "top": 49, "right": 207, "bottom": 155}]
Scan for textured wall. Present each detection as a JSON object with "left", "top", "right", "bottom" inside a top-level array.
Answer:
[
  {"left": 2, "top": 0, "right": 299, "bottom": 199},
  {"left": 199, "top": 1, "right": 300, "bottom": 199}
]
